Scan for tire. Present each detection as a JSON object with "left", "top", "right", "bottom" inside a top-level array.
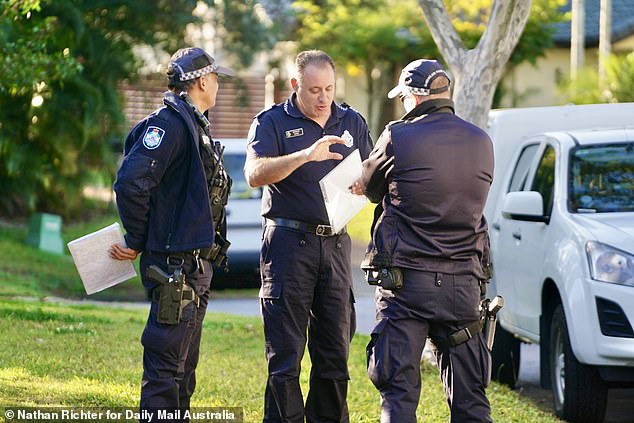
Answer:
[
  {"left": 491, "top": 321, "right": 521, "bottom": 388},
  {"left": 549, "top": 305, "right": 607, "bottom": 422}
]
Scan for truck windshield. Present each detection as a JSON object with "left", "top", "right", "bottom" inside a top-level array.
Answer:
[{"left": 569, "top": 142, "right": 634, "bottom": 213}]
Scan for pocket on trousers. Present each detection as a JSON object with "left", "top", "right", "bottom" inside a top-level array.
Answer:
[
  {"left": 366, "top": 318, "right": 390, "bottom": 390},
  {"left": 454, "top": 276, "right": 481, "bottom": 321}
]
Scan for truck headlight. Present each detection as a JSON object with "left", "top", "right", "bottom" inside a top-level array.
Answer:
[{"left": 586, "top": 241, "right": 634, "bottom": 287}]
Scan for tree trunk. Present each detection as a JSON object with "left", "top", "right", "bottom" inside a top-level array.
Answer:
[
  {"left": 571, "top": 0, "right": 585, "bottom": 81},
  {"left": 418, "top": 0, "right": 532, "bottom": 129},
  {"left": 599, "top": 0, "right": 611, "bottom": 87}
]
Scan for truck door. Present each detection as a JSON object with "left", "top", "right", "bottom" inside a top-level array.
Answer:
[
  {"left": 492, "top": 143, "right": 541, "bottom": 331},
  {"left": 512, "top": 144, "right": 556, "bottom": 335}
]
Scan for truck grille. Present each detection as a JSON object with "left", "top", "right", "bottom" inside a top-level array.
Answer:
[{"left": 596, "top": 297, "right": 634, "bottom": 338}]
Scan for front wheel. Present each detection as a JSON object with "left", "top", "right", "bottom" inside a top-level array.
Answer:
[{"left": 550, "top": 305, "right": 607, "bottom": 422}]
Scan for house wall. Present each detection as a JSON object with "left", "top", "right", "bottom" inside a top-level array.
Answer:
[
  {"left": 120, "top": 74, "right": 275, "bottom": 140},
  {"left": 500, "top": 34, "right": 634, "bottom": 107}
]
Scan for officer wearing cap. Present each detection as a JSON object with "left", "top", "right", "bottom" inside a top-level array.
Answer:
[
  {"left": 244, "top": 50, "right": 372, "bottom": 422},
  {"left": 110, "top": 47, "right": 234, "bottom": 418},
  {"left": 354, "top": 59, "right": 494, "bottom": 422}
]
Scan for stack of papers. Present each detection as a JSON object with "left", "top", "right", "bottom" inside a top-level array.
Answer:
[
  {"left": 67, "top": 222, "right": 137, "bottom": 295},
  {"left": 319, "top": 149, "right": 368, "bottom": 233}
]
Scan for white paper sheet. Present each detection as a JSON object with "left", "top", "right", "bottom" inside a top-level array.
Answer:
[
  {"left": 319, "top": 149, "right": 368, "bottom": 233},
  {"left": 67, "top": 222, "right": 137, "bottom": 295}
]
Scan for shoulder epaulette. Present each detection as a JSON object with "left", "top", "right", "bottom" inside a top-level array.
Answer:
[
  {"left": 255, "top": 103, "right": 279, "bottom": 119},
  {"left": 337, "top": 102, "right": 370, "bottom": 124},
  {"left": 386, "top": 119, "right": 402, "bottom": 129}
]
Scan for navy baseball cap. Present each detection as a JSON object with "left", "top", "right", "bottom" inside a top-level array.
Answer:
[
  {"left": 167, "top": 47, "right": 235, "bottom": 83},
  {"left": 387, "top": 59, "right": 451, "bottom": 99}
]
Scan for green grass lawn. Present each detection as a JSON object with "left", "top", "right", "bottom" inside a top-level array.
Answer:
[
  {"left": 0, "top": 298, "right": 561, "bottom": 422},
  {"left": 0, "top": 208, "right": 562, "bottom": 422}
]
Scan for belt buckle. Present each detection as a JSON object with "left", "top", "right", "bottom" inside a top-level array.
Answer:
[{"left": 315, "top": 224, "right": 332, "bottom": 236}]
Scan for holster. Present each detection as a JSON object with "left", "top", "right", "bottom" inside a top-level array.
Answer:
[
  {"left": 360, "top": 250, "right": 403, "bottom": 290},
  {"left": 201, "top": 232, "right": 231, "bottom": 267},
  {"left": 148, "top": 265, "right": 199, "bottom": 325}
]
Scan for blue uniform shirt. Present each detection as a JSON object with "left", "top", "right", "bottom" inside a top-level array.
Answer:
[{"left": 247, "top": 93, "right": 373, "bottom": 224}]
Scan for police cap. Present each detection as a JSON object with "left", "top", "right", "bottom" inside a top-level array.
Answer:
[
  {"left": 387, "top": 59, "right": 451, "bottom": 99},
  {"left": 167, "top": 47, "right": 235, "bottom": 83}
]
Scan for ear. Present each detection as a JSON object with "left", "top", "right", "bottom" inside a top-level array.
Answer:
[
  {"left": 290, "top": 77, "right": 299, "bottom": 92},
  {"left": 196, "top": 76, "right": 207, "bottom": 91}
]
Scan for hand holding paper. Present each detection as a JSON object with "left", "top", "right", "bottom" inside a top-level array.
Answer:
[
  {"left": 319, "top": 149, "right": 368, "bottom": 233},
  {"left": 67, "top": 222, "right": 137, "bottom": 295},
  {"left": 349, "top": 180, "right": 365, "bottom": 196},
  {"left": 109, "top": 242, "right": 139, "bottom": 261}
]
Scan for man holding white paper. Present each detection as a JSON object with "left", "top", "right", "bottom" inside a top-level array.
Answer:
[{"left": 244, "top": 50, "right": 372, "bottom": 422}]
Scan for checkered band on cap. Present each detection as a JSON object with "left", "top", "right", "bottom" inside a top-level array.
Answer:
[
  {"left": 387, "top": 59, "right": 451, "bottom": 99},
  {"left": 422, "top": 69, "right": 449, "bottom": 89},
  {"left": 175, "top": 63, "right": 218, "bottom": 81},
  {"left": 406, "top": 69, "right": 450, "bottom": 95},
  {"left": 167, "top": 47, "right": 234, "bottom": 83}
]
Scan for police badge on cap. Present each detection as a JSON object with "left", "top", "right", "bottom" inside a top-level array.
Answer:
[{"left": 167, "top": 47, "right": 235, "bottom": 84}]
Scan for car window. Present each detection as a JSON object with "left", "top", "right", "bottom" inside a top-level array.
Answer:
[
  {"left": 569, "top": 142, "right": 634, "bottom": 213},
  {"left": 531, "top": 145, "right": 556, "bottom": 217},
  {"left": 223, "top": 153, "right": 262, "bottom": 200},
  {"left": 507, "top": 144, "right": 540, "bottom": 193}
]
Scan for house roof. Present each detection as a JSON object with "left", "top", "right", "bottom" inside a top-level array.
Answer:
[{"left": 553, "top": 0, "right": 634, "bottom": 47}]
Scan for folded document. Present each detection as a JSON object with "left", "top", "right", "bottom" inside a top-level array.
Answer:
[
  {"left": 319, "top": 149, "right": 368, "bottom": 234},
  {"left": 67, "top": 222, "right": 137, "bottom": 295}
]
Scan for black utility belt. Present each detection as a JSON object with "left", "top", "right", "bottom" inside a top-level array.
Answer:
[
  {"left": 265, "top": 218, "right": 345, "bottom": 237},
  {"left": 161, "top": 246, "right": 215, "bottom": 260}
]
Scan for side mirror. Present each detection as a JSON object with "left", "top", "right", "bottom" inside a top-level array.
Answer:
[{"left": 502, "top": 191, "right": 549, "bottom": 223}]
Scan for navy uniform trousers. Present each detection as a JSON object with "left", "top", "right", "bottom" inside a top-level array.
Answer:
[
  {"left": 138, "top": 251, "right": 212, "bottom": 422},
  {"left": 259, "top": 225, "right": 356, "bottom": 423},
  {"left": 367, "top": 269, "right": 492, "bottom": 423}
]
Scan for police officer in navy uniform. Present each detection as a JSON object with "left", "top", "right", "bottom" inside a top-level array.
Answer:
[
  {"left": 110, "top": 47, "right": 234, "bottom": 419},
  {"left": 355, "top": 59, "right": 494, "bottom": 422},
  {"left": 244, "top": 50, "right": 372, "bottom": 423}
]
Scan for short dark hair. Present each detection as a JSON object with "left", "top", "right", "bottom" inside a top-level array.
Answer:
[
  {"left": 166, "top": 63, "right": 197, "bottom": 92},
  {"left": 295, "top": 50, "right": 335, "bottom": 78}
]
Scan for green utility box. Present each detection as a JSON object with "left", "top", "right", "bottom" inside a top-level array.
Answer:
[{"left": 26, "top": 213, "right": 64, "bottom": 254}]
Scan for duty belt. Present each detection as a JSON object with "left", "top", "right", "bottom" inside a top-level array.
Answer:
[
  {"left": 265, "top": 218, "right": 344, "bottom": 237},
  {"left": 166, "top": 246, "right": 214, "bottom": 260}
]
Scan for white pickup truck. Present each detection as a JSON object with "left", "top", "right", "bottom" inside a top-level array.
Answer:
[{"left": 484, "top": 103, "right": 634, "bottom": 423}]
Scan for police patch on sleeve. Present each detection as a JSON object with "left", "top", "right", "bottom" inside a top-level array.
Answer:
[{"left": 142, "top": 126, "right": 165, "bottom": 150}]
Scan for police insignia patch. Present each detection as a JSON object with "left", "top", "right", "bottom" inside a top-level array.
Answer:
[
  {"left": 285, "top": 128, "right": 304, "bottom": 138},
  {"left": 142, "top": 126, "right": 165, "bottom": 150},
  {"left": 342, "top": 130, "right": 354, "bottom": 147}
]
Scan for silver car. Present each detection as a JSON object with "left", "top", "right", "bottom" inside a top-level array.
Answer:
[{"left": 212, "top": 139, "right": 262, "bottom": 289}]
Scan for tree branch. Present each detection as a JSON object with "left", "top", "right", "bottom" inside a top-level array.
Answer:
[
  {"left": 477, "top": 0, "right": 532, "bottom": 69},
  {"left": 417, "top": 0, "right": 466, "bottom": 69}
]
